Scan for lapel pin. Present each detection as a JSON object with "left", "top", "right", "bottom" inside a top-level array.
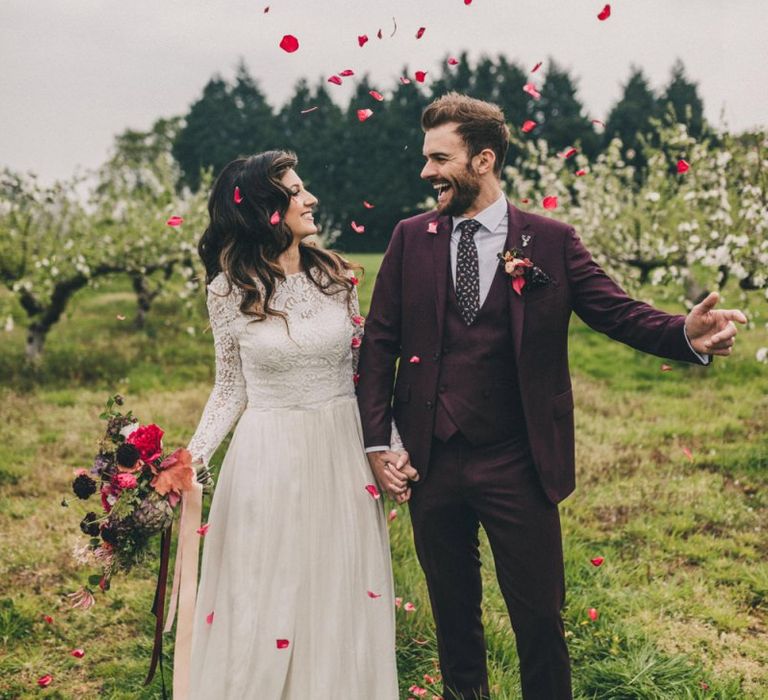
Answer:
[{"left": 521, "top": 234, "right": 531, "bottom": 248}]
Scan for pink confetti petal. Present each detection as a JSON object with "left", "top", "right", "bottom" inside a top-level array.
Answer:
[
  {"left": 365, "top": 484, "right": 381, "bottom": 500},
  {"left": 404, "top": 602, "right": 416, "bottom": 612},
  {"left": 358, "top": 34, "right": 369, "bottom": 47},
  {"left": 400, "top": 76, "right": 412, "bottom": 85},
  {"left": 512, "top": 276, "right": 526, "bottom": 296},
  {"left": 424, "top": 674, "right": 436, "bottom": 684},
  {"left": 197, "top": 523, "right": 210, "bottom": 536},
  {"left": 300, "top": 106, "right": 318, "bottom": 114},
  {"left": 521, "top": 120, "right": 537, "bottom": 133},
  {"left": 447, "top": 57, "right": 459, "bottom": 66},
  {"left": 590, "top": 556, "right": 605, "bottom": 567},
  {"left": 561, "top": 147, "right": 578, "bottom": 159},
  {"left": 416, "top": 27, "right": 426, "bottom": 39},
  {"left": 409, "top": 686, "right": 428, "bottom": 697},
  {"left": 357, "top": 108, "right": 373, "bottom": 122},
  {"left": 597, "top": 4, "right": 611, "bottom": 20},
  {"left": 70, "top": 648, "right": 85, "bottom": 658},
  {"left": 234, "top": 186, "right": 243, "bottom": 204},
  {"left": 588, "top": 607, "right": 599, "bottom": 621},
  {"left": 166, "top": 215, "right": 184, "bottom": 227},
  {"left": 542, "top": 196, "right": 558, "bottom": 210},
  {"left": 677, "top": 159, "right": 690, "bottom": 173},
  {"left": 279, "top": 34, "right": 299, "bottom": 53},
  {"left": 270, "top": 211, "right": 281, "bottom": 225},
  {"left": 369, "top": 90, "right": 384, "bottom": 101},
  {"left": 592, "top": 119, "right": 606, "bottom": 128},
  {"left": 427, "top": 221, "right": 438, "bottom": 234},
  {"left": 661, "top": 364, "right": 673, "bottom": 372},
  {"left": 327, "top": 75, "right": 342, "bottom": 86},
  {"left": 351, "top": 221, "right": 365, "bottom": 234},
  {"left": 523, "top": 83, "right": 541, "bottom": 100},
  {"left": 206, "top": 611, "right": 214, "bottom": 625},
  {"left": 415, "top": 71, "right": 428, "bottom": 83},
  {"left": 367, "top": 590, "right": 383, "bottom": 599},
  {"left": 388, "top": 508, "right": 397, "bottom": 522},
  {"left": 276, "top": 639, "right": 290, "bottom": 649},
  {"left": 682, "top": 446, "right": 694, "bottom": 462},
  {"left": 575, "top": 169, "right": 587, "bottom": 177},
  {"left": 409, "top": 355, "right": 421, "bottom": 364},
  {"left": 339, "top": 69, "right": 355, "bottom": 77},
  {"left": 37, "top": 675, "right": 53, "bottom": 688},
  {"left": 531, "top": 61, "right": 542, "bottom": 73},
  {"left": 363, "top": 200, "right": 375, "bottom": 208}
]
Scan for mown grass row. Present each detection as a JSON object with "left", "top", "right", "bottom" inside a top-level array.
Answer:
[{"left": 1, "top": 255, "right": 766, "bottom": 698}]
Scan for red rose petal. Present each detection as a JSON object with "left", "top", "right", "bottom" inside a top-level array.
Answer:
[
  {"left": 327, "top": 75, "right": 342, "bottom": 86},
  {"left": 270, "top": 211, "right": 281, "bottom": 225},
  {"left": 404, "top": 602, "right": 416, "bottom": 612},
  {"left": 575, "top": 169, "right": 587, "bottom": 176},
  {"left": 588, "top": 607, "right": 599, "bottom": 621},
  {"left": 206, "top": 611, "right": 214, "bottom": 624},
  {"left": 677, "top": 159, "right": 690, "bottom": 173},
  {"left": 351, "top": 221, "right": 365, "bottom": 234},
  {"left": 561, "top": 147, "right": 577, "bottom": 159},
  {"left": 365, "top": 484, "right": 381, "bottom": 500},
  {"left": 464, "top": 0, "right": 472, "bottom": 4},
  {"left": 358, "top": 34, "right": 369, "bottom": 47},
  {"left": 363, "top": 200, "right": 375, "bottom": 209},
  {"left": 166, "top": 215, "right": 184, "bottom": 227},
  {"left": 43, "top": 615, "right": 53, "bottom": 624},
  {"left": 388, "top": 508, "right": 397, "bottom": 522},
  {"left": 682, "top": 446, "right": 694, "bottom": 462},
  {"left": 409, "top": 355, "right": 421, "bottom": 364},
  {"left": 339, "top": 69, "right": 355, "bottom": 77},
  {"left": 542, "top": 196, "right": 558, "bottom": 210},
  {"left": 523, "top": 83, "right": 541, "bottom": 100},
  {"left": 531, "top": 61, "right": 542, "bottom": 73},
  {"left": 369, "top": 90, "right": 384, "bottom": 102},
  {"left": 590, "top": 556, "right": 605, "bottom": 567},
  {"left": 400, "top": 76, "right": 411, "bottom": 85},
  {"left": 512, "top": 276, "right": 526, "bottom": 296},
  {"left": 300, "top": 106, "right": 318, "bottom": 114},
  {"left": 37, "top": 675, "right": 53, "bottom": 688},
  {"left": 197, "top": 523, "right": 210, "bottom": 536},
  {"left": 597, "top": 4, "right": 611, "bottom": 20},
  {"left": 521, "top": 120, "right": 537, "bottom": 133},
  {"left": 661, "top": 364, "right": 673, "bottom": 372},
  {"left": 279, "top": 34, "right": 299, "bottom": 53},
  {"left": 427, "top": 221, "right": 438, "bottom": 234},
  {"left": 447, "top": 57, "right": 459, "bottom": 66},
  {"left": 416, "top": 27, "right": 426, "bottom": 39},
  {"left": 234, "top": 186, "right": 243, "bottom": 204},
  {"left": 70, "top": 648, "right": 85, "bottom": 658},
  {"left": 357, "top": 108, "right": 373, "bottom": 122},
  {"left": 350, "top": 275, "right": 359, "bottom": 286},
  {"left": 415, "top": 71, "right": 427, "bottom": 83},
  {"left": 367, "top": 590, "right": 383, "bottom": 598},
  {"left": 276, "top": 638, "right": 290, "bottom": 649}
]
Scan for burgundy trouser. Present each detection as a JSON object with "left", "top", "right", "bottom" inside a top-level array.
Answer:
[{"left": 408, "top": 433, "right": 572, "bottom": 700}]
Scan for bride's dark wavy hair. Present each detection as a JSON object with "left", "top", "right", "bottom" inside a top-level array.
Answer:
[{"left": 198, "top": 150, "right": 361, "bottom": 321}]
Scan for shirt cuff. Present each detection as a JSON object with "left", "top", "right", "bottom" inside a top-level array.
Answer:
[
  {"left": 365, "top": 445, "right": 390, "bottom": 453},
  {"left": 684, "top": 327, "right": 711, "bottom": 365}
]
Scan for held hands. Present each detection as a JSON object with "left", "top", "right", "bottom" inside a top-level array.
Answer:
[
  {"left": 685, "top": 292, "right": 748, "bottom": 357},
  {"left": 366, "top": 450, "right": 419, "bottom": 504}
]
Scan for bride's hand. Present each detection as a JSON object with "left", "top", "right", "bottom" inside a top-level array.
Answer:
[{"left": 193, "top": 460, "right": 215, "bottom": 494}]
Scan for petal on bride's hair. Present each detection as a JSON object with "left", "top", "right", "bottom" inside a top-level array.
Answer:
[
  {"left": 234, "top": 186, "right": 243, "bottom": 204},
  {"left": 597, "top": 4, "right": 611, "bottom": 21},
  {"left": 339, "top": 69, "right": 355, "bottom": 77},
  {"left": 327, "top": 75, "right": 342, "bottom": 86},
  {"left": 276, "top": 639, "right": 290, "bottom": 649},
  {"left": 531, "top": 61, "right": 542, "bottom": 73},
  {"left": 270, "top": 211, "right": 281, "bottom": 225},
  {"left": 369, "top": 90, "right": 384, "bottom": 102},
  {"left": 279, "top": 35, "right": 299, "bottom": 53},
  {"left": 367, "top": 590, "right": 382, "bottom": 598},
  {"left": 521, "top": 120, "right": 537, "bottom": 133},
  {"left": 357, "top": 109, "right": 373, "bottom": 122},
  {"left": 351, "top": 221, "right": 365, "bottom": 233},
  {"left": 542, "top": 196, "right": 558, "bottom": 210},
  {"left": 415, "top": 71, "right": 427, "bottom": 83},
  {"left": 416, "top": 27, "right": 426, "bottom": 39},
  {"left": 365, "top": 484, "right": 381, "bottom": 500},
  {"left": 358, "top": 34, "right": 369, "bottom": 47}
]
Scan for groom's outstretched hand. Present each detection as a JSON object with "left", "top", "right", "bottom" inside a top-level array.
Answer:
[
  {"left": 685, "top": 292, "right": 747, "bottom": 357},
  {"left": 367, "top": 450, "right": 419, "bottom": 503}
]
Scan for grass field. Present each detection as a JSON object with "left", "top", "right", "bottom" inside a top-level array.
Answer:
[{"left": 1, "top": 254, "right": 766, "bottom": 699}]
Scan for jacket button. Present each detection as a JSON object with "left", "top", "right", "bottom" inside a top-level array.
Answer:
[
  {"left": 425, "top": 401, "right": 433, "bottom": 409},
  {"left": 432, "top": 351, "right": 440, "bottom": 360}
]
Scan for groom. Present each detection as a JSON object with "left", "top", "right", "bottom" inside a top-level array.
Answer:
[{"left": 356, "top": 93, "right": 745, "bottom": 700}]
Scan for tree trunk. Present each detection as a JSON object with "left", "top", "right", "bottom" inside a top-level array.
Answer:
[
  {"left": 131, "top": 264, "right": 174, "bottom": 329},
  {"left": 25, "top": 324, "right": 47, "bottom": 361}
]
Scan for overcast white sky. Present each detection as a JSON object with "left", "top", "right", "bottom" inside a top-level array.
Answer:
[{"left": 2, "top": 0, "right": 767, "bottom": 185}]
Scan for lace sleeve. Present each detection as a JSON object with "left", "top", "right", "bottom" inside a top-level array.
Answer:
[
  {"left": 187, "top": 275, "right": 248, "bottom": 466},
  {"left": 349, "top": 281, "right": 404, "bottom": 452}
]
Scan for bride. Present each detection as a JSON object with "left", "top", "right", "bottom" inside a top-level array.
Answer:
[{"left": 184, "top": 151, "right": 412, "bottom": 698}]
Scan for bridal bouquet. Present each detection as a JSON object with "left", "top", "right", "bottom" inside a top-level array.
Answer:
[{"left": 70, "top": 394, "right": 197, "bottom": 597}]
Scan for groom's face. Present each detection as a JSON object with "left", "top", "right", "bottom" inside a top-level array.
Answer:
[{"left": 421, "top": 123, "right": 481, "bottom": 217}]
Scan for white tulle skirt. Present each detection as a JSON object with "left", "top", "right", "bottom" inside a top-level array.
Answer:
[{"left": 188, "top": 397, "right": 398, "bottom": 699}]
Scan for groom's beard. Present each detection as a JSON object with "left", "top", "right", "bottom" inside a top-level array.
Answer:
[{"left": 436, "top": 166, "right": 482, "bottom": 217}]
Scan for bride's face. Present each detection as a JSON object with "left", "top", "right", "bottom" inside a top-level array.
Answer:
[{"left": 281, "top": 169, "right": 318, "bottom": 239}]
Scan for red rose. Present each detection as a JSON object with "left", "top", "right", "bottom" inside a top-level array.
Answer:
[
  {"left": 115, "top": 472, "right": 138, "bottom": 489},
  {"left": 126, "top": 424, "right": 164, "bottom": 463}
]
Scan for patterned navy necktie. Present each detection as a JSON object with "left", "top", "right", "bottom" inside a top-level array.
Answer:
[{"left": 455, "top": 218, "right": 482, "bottom": 325}]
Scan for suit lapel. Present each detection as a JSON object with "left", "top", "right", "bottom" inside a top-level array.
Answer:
[
  {"left": 431, "top": 215, "right": 452, "bottom": 344},
  {"left": 505, "top": 203, "right": 531, "bottom": 362}
]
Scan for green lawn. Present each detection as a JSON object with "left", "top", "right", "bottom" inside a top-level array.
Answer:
[{"left": 0, "top": 260, "right": 766, "bottom": 699}]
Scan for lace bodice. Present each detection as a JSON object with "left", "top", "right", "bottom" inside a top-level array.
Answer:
[{"left": 187, "top": 270, "right": 372, "bottom": 466}]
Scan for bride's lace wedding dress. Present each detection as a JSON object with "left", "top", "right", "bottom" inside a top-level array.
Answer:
[{"left": 186, "top": 270, "right": 398, "bottom": 699}]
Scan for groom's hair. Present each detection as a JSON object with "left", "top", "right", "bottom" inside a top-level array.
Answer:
[{"left": 421, "top": 93, "right": 510, "bottom": 176}]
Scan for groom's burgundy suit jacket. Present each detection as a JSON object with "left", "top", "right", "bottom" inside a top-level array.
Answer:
[{"left": 357, "top": 202, "right": 704, "bottom": 504}]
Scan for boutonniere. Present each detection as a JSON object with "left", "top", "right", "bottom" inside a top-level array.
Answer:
[{"left": 497, "top": 249, "right": 553, "bottom": 296}]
